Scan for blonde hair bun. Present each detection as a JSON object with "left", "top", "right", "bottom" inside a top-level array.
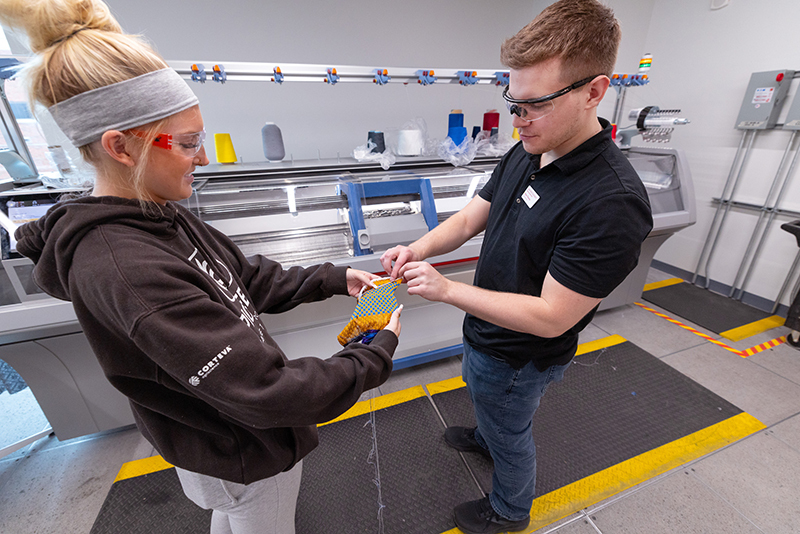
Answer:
[
  {"left": 0, "top": 0, "right": 167, "bottom": 108},
  {"left": 0, "top": 0, "right": 121, "bottom": 53}
]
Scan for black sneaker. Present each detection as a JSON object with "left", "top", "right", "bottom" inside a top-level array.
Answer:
[
  {"left": 444, "top": 426, "right": 492, "bottom": 458},
  {"left": 454, "top": 496, "right": 530, "bottom": 534}
]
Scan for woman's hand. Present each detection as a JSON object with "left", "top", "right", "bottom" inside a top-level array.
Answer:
[
  {"left": 383, "top": 304, "right": 403, "bottom": 338},
  {"left": 345, "top": 268, "right": 379, "bottom": 298}
]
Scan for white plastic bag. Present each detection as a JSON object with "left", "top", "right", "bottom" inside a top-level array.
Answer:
[
  {"left": 353, "top": 140, "right": 397, "bottom": 170},
  {"left": 475, "top": 131, "right": 517, "bottom": 157},
  {"left": 385, "top": 117, "right": 429, "bottom": 157},
  {"left": 437, "top": 135, "right": 478, "bottom": 167}
]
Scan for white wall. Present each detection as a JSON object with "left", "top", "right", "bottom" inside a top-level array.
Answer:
[
  {"left": 628, "top": 0, "right": 800, "bottom": 305},
  {"left": 100, "top": 0, "right": 524, "bottom": 162},
  {"left": 84, "top": 0, "right": 653, "bottom": 163},
  {"left": 5, "top": 0, "right": 654, "bottom": 166}
]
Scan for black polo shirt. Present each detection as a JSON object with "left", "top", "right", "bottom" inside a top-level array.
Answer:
[{"left": 463, "top": 118, "right": 653, "bottom": 370}]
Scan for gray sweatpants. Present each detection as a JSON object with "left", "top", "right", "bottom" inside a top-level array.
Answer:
[{"left": 175, "top": 460, "right": 303, "bottom": 534}]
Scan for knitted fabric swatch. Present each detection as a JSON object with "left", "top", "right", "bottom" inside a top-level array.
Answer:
[{"left": 338, "top": 278, "right": 401, "bottom": 345}]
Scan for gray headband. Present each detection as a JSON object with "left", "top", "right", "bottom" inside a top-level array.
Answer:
[{"left": 48, "top": 68, "right": 199, "bottom": 147}]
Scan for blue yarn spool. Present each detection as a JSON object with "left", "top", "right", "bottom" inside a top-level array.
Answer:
[
  {"left": 447, "top": 110, "right": 467, "bottom": 145},
  {"left": 448, "top": 127, "right": 468, "bottom": 146},
  {"left": 448, "top": 110, "right": 464, "bottom": 128}
]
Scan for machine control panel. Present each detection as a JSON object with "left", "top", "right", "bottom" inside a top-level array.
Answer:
[
  {"left": 735, "top": 69, "right": 795, "bottom": 130},
  {"left": 782, "top": 83, "right": 800, "bottom": 131}
]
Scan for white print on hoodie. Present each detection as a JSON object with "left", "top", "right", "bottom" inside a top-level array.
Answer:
[{"left": 188, "top": 247, "right": 267, "bottom": 344}]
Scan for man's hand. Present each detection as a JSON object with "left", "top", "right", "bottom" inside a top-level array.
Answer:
[
  {"left": 398, "top": 261, "right": 453, "bottom": 303},
  {"left": 345, "top": 268, "right": 379, "bottom": 298},
  {"left": 380, "top": 245, "right": 419, "bottom": 281}
]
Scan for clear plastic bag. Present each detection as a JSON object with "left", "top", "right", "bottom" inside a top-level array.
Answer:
[
  {"left": 385, "top": 117, "right": 429, "bottom": 158},
  {"left": 475, "top": 131, "right": 517, "bottom": 157},
  {"left": 41, "top": 146, "right": 95, "bottom": 189},
  {"left": 352, "top": 140, "right": 397, "bottom": 170},
  {"left": 359, "top": 117, "right": 516, "bottom": 169},
  {"left": 437, "top": 135, "right": 478, "bottom": 167}
]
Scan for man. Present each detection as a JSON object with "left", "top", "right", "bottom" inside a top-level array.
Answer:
[{"left": 380, "top": 1, "right": 653, "bottom": 532}]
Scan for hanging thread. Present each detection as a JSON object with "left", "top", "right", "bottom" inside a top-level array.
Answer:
[{"left": 365, "top": 389, "right": 385, "bottom": 534}]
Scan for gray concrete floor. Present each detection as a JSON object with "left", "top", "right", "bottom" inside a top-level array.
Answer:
[
  {"left": 0, "top": 387, "right": 50, "bottom": 450},
  {"left": 1, "top": 266, "right": 799, "bottom": 533}
]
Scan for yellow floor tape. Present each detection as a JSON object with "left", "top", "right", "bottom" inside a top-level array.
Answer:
[
  {"left": 319, "top": 385, "right": 426, "bottom": 426},
  {"left": 642, "top": 277, "right": 684, "bottom": 292},
  {"left": 518, "top": 411, "right": 763, "bottom": 533},
  {"left": 114, "top": 454, "right": 173, "bottom": 483},
  {"left": 720, "top": 315, "right": 785, "bottom": 341}
]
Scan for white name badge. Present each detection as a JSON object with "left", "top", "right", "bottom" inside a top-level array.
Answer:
[{"left": 521, "top": 186, "right": 539, "bottom": 208}]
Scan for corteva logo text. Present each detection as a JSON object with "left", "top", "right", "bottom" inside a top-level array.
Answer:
[{"left": 189, "top": 345, "right": 232, "bottom": 386}]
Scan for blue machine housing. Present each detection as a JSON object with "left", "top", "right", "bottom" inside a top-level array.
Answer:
[{"left": 344, "top": 178, "right": 439, "bottom": 256}]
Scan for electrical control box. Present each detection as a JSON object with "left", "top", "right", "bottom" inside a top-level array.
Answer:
[
  {"left": 782, "top": 85, "right": 800, "bottom": 131},
  {"left": 735, "top": 70, "right": 794, "bottom": 130}
]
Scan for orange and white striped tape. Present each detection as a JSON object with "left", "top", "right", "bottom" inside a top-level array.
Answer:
[{"left": 634, "top": 302, "right": 785, "bottom": 358}]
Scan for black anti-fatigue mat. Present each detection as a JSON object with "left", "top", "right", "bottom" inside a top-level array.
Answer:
[
  {"left": 92, "top": 339, "right": 761, "bottom": 534},
  {"left": 91, "top": 468, "right": 211, "bottom": 534},
  {"left": 92, "top": 390, "right": 481, "bottom": 534},
  {"left": 430, "top": 340, "right": 744, "bottom": 496},
  {"left": 296, "top": 390, "right": 482, "bottom": 534},
  {"left": 642, "top": 281, "right": 772, "bottom": 335}
]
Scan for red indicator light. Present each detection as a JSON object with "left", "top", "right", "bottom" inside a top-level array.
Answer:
[{"left": 777, "top": 73, "right": 785, "bottom": 82}]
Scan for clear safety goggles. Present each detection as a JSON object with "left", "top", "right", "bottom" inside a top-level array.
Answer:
[
  {"left": 502, "top": 75, "right": 602, "bottom": 122},
  {"left": 130, "top": 128, "right": 207, "bottom": 157}
]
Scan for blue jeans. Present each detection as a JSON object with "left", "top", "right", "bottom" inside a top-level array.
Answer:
[{"left": 462, "top": 341, "right": 569, "bottom": 521}]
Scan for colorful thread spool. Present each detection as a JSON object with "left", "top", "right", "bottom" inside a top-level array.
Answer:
[
  {"left": 214, "top": 133, "right": 237, "bottom": 164},
  {"left": 483, "top": 110, "right": 500, "bottom": 131},
  {"left": 447, "top": 110, "right": 468, "bottom": 146}
]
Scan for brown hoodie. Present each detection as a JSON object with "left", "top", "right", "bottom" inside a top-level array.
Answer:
[{"left": 15, "top": 195, "right": 396, "bottom": 483}]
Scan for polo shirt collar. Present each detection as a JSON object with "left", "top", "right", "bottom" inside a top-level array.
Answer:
[{"left": 534, "top": 118, "right": 613, "bottom": 175}]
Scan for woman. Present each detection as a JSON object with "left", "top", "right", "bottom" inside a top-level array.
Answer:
[{"left": 0, "top": 1, "right": 402, "bottom": 532}]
